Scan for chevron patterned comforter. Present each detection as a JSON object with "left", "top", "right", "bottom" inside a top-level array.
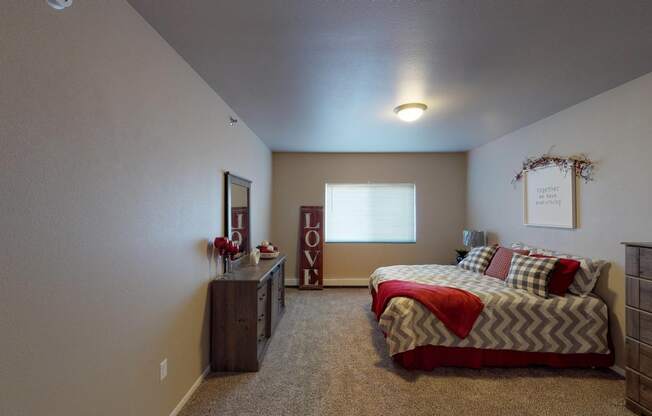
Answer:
[{"left": 370, "top": 264, "right": 610, "bottom": 356}]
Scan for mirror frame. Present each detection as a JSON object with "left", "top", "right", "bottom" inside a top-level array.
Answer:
[{"left": 224, "top": 172, "right": 252, "bottom": 255}]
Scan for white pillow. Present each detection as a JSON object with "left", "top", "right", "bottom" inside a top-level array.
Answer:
[{"left": 510, "top": 242, "right": 607, "bottom": 296}]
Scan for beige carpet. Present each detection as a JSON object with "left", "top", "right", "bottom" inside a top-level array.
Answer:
[{"left": 180, "top": 288, "right": 629, "bottom": 416}]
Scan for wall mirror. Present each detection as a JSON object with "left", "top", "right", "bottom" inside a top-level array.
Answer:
[{"left": 225, "top": 172, "right": 251, "bottom": 257}]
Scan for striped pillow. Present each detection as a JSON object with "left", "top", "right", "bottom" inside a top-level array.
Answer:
[
  {"left": 485, "top": 247, "right": 530, "bottom": 280},
  {"left": 505, "top": 253, "right": 557, "bottom": 298},
  {"left": 458, "top": 246, "right": 498, "bottom": 274}
]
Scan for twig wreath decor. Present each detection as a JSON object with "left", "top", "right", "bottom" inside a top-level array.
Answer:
[{"left": 512, "top": 149, "right": 596, "bottom": 185}]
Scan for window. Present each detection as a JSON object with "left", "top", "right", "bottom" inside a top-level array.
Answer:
[{"left": 325, "top": 183, "right": 416, "bottom": 243}]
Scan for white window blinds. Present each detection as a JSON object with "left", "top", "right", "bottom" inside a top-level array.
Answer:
[{"left": 325, "top": 183, "right": 416, "bottom": 243}]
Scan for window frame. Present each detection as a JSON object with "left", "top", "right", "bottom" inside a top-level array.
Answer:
[{"left": 324, "top": 182, "right": 417, "bottom": 244}]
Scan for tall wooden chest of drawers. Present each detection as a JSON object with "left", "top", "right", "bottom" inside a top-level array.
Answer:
[
  {"left": 210, "top": 255, "right": 286, "bottom": 372},
  {"left": 624, "top": 243, "right": 652, "bottom": 415}
]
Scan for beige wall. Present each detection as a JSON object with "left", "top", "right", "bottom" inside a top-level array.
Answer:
[
  {"left": 0, "top": 2, "right": 271, "bottom": 416},
  {"left": 467, "top": 71, "right": 652, "bottom": 368},
  {"left": 272, "top": 153, "right": 467, "bottom": 283}
]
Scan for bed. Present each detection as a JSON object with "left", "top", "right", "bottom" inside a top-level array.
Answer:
[{"left": 370, "top": 264, "right": 614, "bottom": 370}]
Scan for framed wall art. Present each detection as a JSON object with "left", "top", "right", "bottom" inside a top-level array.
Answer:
[{"left": 523, "top": 163, "right": 576, "bottom": 229}]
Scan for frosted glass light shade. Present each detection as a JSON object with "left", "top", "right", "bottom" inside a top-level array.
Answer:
[{"left": 394, "top": 103, "right": 427, "bottom": 122}]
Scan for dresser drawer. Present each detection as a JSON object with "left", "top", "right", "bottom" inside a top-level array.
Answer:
[
  {"left": 256, "top": 291, "right": 268, "bottom": 357},
  {"left": 630, "top": 370, "right": 641, "bottom": 402},
  {"left": 642, "top": 248, "right": 652, "bottom": 279},
  {"left": 629, "top": 308, "right": 641, "bottom": 339},
  {"left": 628, "top": 339, "right": 652, "bottom": 376},
  {"left": 628, "top": 309, "right": 652, "bottom": 345},
  {"left": 630, "top": 338, "right": 642, "bottom": 371},
  {"left": 257, "top": 309, "right": 266, "bottom": 334},
  {"left": 629, "top": 246, "right": 641, "bottom": 276},
  {"left": 257, "top": 285, "right": 267, "bottom": 312},
  {"left": 256, "top": 326, "right": 267, "bottom": 356},
  {"left": 627, "top": 398, "right": 652, "bottom": 416},
  {"left": 628, "top": 370, "right": 652, "bottom": 410},
  {"left": 628, "top": 278, "right": 652, "bottom": 312},
  {"left": 638, "top": 376, "right": 652, "bottom": 409},
  {"left": 643, "top": 281, "right": 652, "bottom": 313},
  {"left": 630, "top": 278, "right": 642, "bottom": 308}
]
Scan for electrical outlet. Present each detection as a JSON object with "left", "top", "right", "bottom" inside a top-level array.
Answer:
[{"left": 160, "top": 358, "right": 168, "bottom": 381}]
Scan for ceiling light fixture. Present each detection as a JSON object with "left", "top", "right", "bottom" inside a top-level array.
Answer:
[
  {"left": 47, "top": 0, "right": 73, "bottom": 10},
  {"left": 394, "top": 103, "right": 427, "bottom": 122}
]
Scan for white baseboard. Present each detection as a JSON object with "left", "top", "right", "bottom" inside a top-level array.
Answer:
[
  {"left": 285, "top": 277, "right": 368, "bottom": 287},
  {"left": 169, "top": 366, "right": 210, "bottom": 416},
  {"left": 610, "top": 365, "right": 625, "bottom": 377}
]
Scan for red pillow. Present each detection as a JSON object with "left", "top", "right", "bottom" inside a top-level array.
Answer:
[
  {"left": 485, "top": 247, "right": 530, "bottom": 280},
  {"left": 531, "top": 254, "right": 581, "bottom": 296}
]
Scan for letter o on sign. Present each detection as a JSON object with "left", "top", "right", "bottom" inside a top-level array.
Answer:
[{"left": 305, "top": 230, "right": 320, "bottom": 248}]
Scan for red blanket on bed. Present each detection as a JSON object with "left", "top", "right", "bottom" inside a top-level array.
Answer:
[{"left": 373, "top": 280, "right": 484, "bottom": 339}]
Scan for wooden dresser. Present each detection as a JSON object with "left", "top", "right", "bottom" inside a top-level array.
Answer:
[
  {"left": 210, "top": 254, "right": 286, "bottom": 372},
  {"left": 624, "top": 243, "right": 652, "bottom": 414}
]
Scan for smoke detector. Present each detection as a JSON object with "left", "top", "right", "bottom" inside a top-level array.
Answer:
[{"left": 47, "top": 0, "right": 73, "bottom": 10}]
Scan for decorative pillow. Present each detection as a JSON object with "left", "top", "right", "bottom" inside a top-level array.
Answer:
[
  {"left": 458, "top": 246, "right": 498, "bottom": 274},
  {"left": 510, "top": 242, "right": 548, "bottom": 255},
  {"left": 505, "top": 253, "right": 558, "bottom": 298},
  {"left": 531, "top": 254, "right": 581, "bottom": 296},
  {"left": 511, "top": 242, "right": 607, "bottom": 296},
  {"left": 538, "top": 250, "right": 606, "bottom": 296},
  {"left": 485, "top": 247, "right": 530, "bottom": 280}
]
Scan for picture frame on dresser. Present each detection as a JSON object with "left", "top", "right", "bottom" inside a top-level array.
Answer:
[{"left": 623, "top": 242, "right": 652, "bottom": 415}]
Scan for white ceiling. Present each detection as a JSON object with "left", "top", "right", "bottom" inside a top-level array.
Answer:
[{"left": 127, "top": 0, "right": 652, "bottom": 152}]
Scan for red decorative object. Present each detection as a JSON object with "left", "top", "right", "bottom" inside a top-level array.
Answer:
[
  {"left": 257, "top": 241, "right": 280, "bottom": 259},
  {"left": 213, "top": 237, "right": 229, "bottom": 256},
  {"left": 297, "top": 206, "right": 323, "bottom": 290},
  {"left": 531, "top": 254, "right": 581, "bottom": 296},
  {"left": 227, "top": 241, "right": 240, "bottom": 256},
  {"left": 373, "top": 280, "right": 483, "bottom": 339},
  {"left": 512, "top": 149, "right": 596, "bottom": 185},
  {"left": 213, "top": 236, "right": 240, "bottom": 259},
  {"left": 393, "top": 345, "right": 614, "bottom": 370},
  {"left": 484, "top": 247, "right": 529, "bottom": 280}
]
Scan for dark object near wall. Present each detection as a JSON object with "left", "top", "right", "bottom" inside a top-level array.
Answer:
[
  {"left": 297, "top": 206, "right": 323, "bottom": 289},
  {"left": 455, "top": 249, "right": 469, "bottom": 264},
  {"left": 210, "top": 254, "right": 286, "bottom": 372},
  {"left": 623, "top": 242, "right": 652, "bottom": 414}
]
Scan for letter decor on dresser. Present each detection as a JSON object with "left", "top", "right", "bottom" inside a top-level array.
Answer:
[
  {"left": 210, "top": 254, "right": 286, "bottom": 372},
  {"left": 624, "top": 242, "right": 652, "bottom": 415}
]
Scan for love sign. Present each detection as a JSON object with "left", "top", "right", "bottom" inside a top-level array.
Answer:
[{"left": 297, "top": 206, "right": 323, "bottom": 290}]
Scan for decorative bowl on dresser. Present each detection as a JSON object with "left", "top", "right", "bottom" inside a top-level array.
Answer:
[
  {"left": 624, "top": 242, "right": 652, "bottom": 415},
  {"left": 210, "top": 254, "right": 286, "bottom": 372}
]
